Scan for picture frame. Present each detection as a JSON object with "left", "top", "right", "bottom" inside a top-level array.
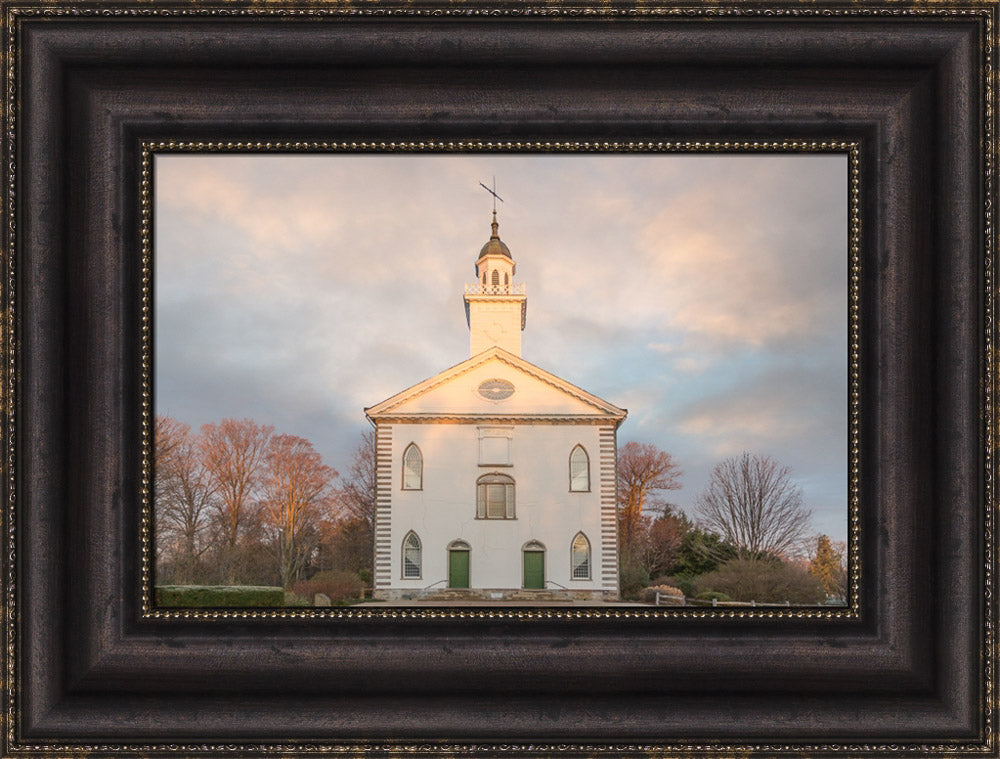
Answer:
[{"left": 3, "top": 1, "right": 995, "bottom": 755}]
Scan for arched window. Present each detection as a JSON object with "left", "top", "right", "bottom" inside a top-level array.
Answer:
[
  {"left": 402, "top": 443, "right": 422, "bottom": 490},
  {"left": 504, "top": 272, "right": 509, "bottom": 287},
  {"left": 476, "top": 473, "right": 515, "bottom": 519},
  {"left": 569, "top": 445, "right": 590, "bottom": 491},
  {"left": 482, "top": 270, "right": 487, "bottom": 285},
  {"left": 491, "top": 270, "right": 500, "bottom": 287},
  {"left": 571, "top": 533, "right": 591, "bottom": 580},
  {"left": 402, "top": 531, "right": 422, "bottom": 579}
]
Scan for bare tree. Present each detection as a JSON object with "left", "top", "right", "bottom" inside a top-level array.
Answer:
[
  {"left": 617, "top": 442, "right": 682, "bottom": 561},
  {"left": 695, "top": 452, "right": 811, "bottom": 561},
  {"left": 260, "top": 434, "right": 338, "bottom": 589},
  {"left": 200, "top": 418, "right": 273, "bottom": 583},
  {"left": 339, "top": 428, "right": 376, "bottom": 531},
  {"left": 325, "top": 429, "right": 377, "bottom": 579},
  {"left": 154, "top": 415, "right": 215, "bottom": 583}
]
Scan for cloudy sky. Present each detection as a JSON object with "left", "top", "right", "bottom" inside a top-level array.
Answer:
[{"left": 154, "top": 153, "right": 849, "bottom": 542}]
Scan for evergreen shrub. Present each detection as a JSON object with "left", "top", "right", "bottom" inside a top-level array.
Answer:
[
  {"left": 618, "top": 563, "right": 650, "bottom": 600},
  {"left": 155, "top": 585, "right": 285, "bottom": 608}
]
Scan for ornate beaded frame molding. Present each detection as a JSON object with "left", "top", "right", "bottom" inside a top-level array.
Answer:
[
  {"left": 3, "top": 4, "right": 998, "bottom": 16},
  {"left": 5, "top": 5, "right": 996, "bottom": 757},
  {"left": 139, "top": 139, "right": 862, "bottom": 622}
]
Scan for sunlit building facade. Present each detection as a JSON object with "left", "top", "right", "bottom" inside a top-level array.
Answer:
[{"left": 365, "top": 212, "right": 627, "bottom": 601}]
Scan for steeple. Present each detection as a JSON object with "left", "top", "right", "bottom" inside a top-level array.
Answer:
[{"left": 464, "top": 211, "right": 527, "bottom": 357}]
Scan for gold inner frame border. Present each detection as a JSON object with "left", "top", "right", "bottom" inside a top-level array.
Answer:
[{"left": 139, "top": 139, "right": 863, "bottom": 623}]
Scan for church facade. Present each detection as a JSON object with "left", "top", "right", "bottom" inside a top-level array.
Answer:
[{"left": 365, "top": 212, "right": 627, "bottom": 601}]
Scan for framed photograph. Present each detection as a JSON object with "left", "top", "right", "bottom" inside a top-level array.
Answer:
[
  {"left": 3, "top": 1, "right": 995, "bottom": 755},
  {"left": 150, "top": 151, "right": 854, "bottom": 612}
]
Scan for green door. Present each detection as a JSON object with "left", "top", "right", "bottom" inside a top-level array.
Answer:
[
  {"left": 523, "top": 551, "right": 544, "bottom": 589},
  {"left": 448, "top": 550, "right": 470, "bottom": 589}
]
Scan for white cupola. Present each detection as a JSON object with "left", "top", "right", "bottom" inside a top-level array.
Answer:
[{"left": 463, "top": 210, "right": 527, "bottom": 357}]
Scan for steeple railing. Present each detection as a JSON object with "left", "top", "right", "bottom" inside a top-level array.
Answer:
[{"left": 464, "top": 283, "right": 526, "bottom": 296}]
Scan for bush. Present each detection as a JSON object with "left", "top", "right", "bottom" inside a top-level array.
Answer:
[
  {"left": 660, "top": 573, "right": 697, "bottom": 597},
  {"left": 291, "top": 570, "right": 364, "bottom": 604},
  {"left": 691, "top": 558, "right": 826, "bottom": 604},
  {"left": 155, "top": 585, "right": 285, "bottom": 608},
  {"left": 640, "top": 584, "right": 684, "bottom": 604},
  {"left": 618, "top": 563, "right": 650, "bottom": 600}
]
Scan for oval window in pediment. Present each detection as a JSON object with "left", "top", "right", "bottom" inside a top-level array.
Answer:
[{"left": 477, "top": 378, "right": 515, "bottom": 401}]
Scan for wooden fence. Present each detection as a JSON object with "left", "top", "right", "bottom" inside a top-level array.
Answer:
[{"left": 654, "top": 592, "right": 795, "bottom": 608}]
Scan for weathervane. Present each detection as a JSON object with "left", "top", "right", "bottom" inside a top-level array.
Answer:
[{"left": 479, "top": 176, "right": 504, "bottom": 213}]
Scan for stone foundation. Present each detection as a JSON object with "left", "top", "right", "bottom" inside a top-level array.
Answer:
[{"left": 374, "top": 587, "right": 617, "bottom": 603}]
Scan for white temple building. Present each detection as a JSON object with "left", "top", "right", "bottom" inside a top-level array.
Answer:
[{"left": 365, "top": 211, "right": 627, "bottom": 601}]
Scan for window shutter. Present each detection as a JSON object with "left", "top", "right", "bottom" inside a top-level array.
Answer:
[{"left": 476, "top": 473, "right": 516, "bottom": 519}]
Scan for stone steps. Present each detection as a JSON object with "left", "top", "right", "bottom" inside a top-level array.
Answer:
[{"left": 424, "top": 588, "right": 567, "bottom": 602}]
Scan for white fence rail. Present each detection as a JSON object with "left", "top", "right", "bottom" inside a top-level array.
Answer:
[
  {"left": 464, "top": 283, "right": 526, "bottom": 296},
  {"left": 653, "top": 592, "right": 796, "bottom": 608}
]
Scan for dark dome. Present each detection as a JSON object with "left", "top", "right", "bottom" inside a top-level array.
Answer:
[{"left": 479, "top": 237, "right": 511, "bottom": 259}]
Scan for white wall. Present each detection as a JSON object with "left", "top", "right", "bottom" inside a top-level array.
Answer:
[
  {"left": 466, "top": 297, "right": 524, "bottom": 358},
  {"left": 380, "top": 422, "right": 615, "bottom": 593}
]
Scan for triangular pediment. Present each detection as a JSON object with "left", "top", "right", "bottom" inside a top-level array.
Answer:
[{"left": 365, "top": 347, "right": 627, "bottom": 421}]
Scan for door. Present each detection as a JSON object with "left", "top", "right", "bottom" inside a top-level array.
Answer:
[
  {"left": 523, "top": 550, "right": 544, "bottom": 589},
  {"left": 448, "top": 550, "right": 470, "bottom": 589}
]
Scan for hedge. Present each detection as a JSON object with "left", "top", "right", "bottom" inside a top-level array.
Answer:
[{"left": 155, "top": 585, "right": 286, "bottom": 608}]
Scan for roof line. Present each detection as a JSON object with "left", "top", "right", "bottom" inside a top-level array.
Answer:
[{"left": 364, "top": 346, "right": 627, "bottom": 419}]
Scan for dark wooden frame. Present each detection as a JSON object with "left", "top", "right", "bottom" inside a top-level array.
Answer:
[{"left": 3, "top": 2, "right": 996, "bottom": 755}]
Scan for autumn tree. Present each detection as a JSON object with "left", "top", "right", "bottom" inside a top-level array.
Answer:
[
  {"left": 260, "top": 434, "right": 338, "bottom": 589},
  {"left": 200, "top": 418, "right": 273, "bottom": 583},
  {"left": 695, "top": 452, "right": 812, "bottom": 561},
  {"left": 635, "top": 506, "right": 691, "bottom": 581},
  {"left": 809, "top": 534, "right": 846, "bottom": 599},
  {"left": 617, "top": 442, "right": 682, "bottom": 561},
  {"left": 154, "top": 415, "right": 216, "bottom": 583}
]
